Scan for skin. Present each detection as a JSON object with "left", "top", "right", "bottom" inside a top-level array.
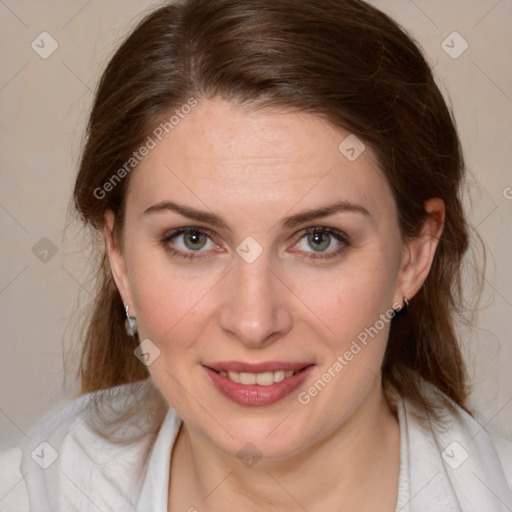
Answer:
[{"left": 104, "top": 98, "right": 445, "bottom": 511}]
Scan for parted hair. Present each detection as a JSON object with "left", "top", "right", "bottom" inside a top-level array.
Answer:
[{"left": 72, "top": 0, "right": 482, "bottom": 429}]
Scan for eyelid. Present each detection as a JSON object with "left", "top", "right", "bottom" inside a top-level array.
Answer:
[
  {"left": 162, "top": 226, "right": 217, "bottom": 242},
  {"left": 300, "top": 226, "right": 349, "bottom": 243}
]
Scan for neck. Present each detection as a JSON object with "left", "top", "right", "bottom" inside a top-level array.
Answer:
[{"left": 170, "top": 377, "right": 400, "bottom": 512}]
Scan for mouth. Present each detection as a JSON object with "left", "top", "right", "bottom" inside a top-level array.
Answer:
[{"left": 203, "top": 364, "right": 315, "bottom": 407}]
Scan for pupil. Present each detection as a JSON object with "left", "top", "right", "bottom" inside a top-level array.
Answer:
[
  {"left": 309, "top": 232, "right": 329, "bottom": 251},
  {"left": 185, "top": 232, "right": 206, "bottom": 250}
]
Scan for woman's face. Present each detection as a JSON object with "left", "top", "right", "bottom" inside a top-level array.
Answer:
[{"left": 106, "top": 98, "right": 438, "bottom": 461}]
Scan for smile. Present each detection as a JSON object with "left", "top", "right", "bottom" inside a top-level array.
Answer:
[{"left": 203, "top": 364, "right": 315, "bottom": 406}]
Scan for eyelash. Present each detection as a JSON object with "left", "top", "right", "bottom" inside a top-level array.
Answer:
[{"left": 160, "top": 226, "right": 350, "bottom": 262}]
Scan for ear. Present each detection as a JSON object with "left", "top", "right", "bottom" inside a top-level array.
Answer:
[
  {"left": 104, "top": 210, "right": 135, "bottom": 314},
  {"left": 393, "top": 198, "right": 445, "bottom": 306}
]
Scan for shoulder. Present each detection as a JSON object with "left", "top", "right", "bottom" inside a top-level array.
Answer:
[
  {"left": 396, "top": 380, "right": 512, "bottom": 508},
  {"left": 429, "top": 386, "right": 512, "bottom": 490},
  {"left": 488, "top": 429, "right": 512, "bottom": 487},
  {"left": 0, "top": 378, "right": 168, "bottom": 512}
]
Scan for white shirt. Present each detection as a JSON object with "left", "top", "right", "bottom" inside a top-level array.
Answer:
[{"left": 1, "top": 378, "right": 511, "bottom": 511}]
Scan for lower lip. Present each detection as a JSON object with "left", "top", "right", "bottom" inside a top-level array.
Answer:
[{"left": 203, "top": 365, "right": 315, "bottom": 406}]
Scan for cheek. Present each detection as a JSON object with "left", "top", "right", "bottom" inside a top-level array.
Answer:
[
  {"left": 127, "top": 249, "right": 222, "bottom": 348},
  {"left": 294, "top": 263, "right": 397, "bottom": 411},
  {"left": 292, "top": 251, "right": 399, "bottom": 406},
  {"left": 297, "top": 250, "right": 398, "bottom": 339}
]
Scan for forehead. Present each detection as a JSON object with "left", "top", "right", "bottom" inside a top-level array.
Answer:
[{"left": 127, "top": 99, "right": 394, "bottom": 220}]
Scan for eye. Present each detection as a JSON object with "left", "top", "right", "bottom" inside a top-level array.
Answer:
[
  {"left": 161, "top": 227, "right": 220, "bottom": 260},
  {"left": 291, "top": 227, "right": 349, "bottom": 259},
  {"left": 161, "top": 226, "right": 349, "bottom": 262}
]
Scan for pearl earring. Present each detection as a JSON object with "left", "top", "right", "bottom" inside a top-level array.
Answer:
[{"left": 124, "top": 304, "right": 138, "bottom": 336}]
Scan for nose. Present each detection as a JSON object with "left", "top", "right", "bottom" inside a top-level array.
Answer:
[{"left": 217, "top": 251, "right": 293, "bottom": 348}]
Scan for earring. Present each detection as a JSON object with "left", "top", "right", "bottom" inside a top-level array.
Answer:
[
  {"left": 124, "top": 304, "right": 138, "bottom": 336},
  {"left": 393, "top": 296, "right": 410, "bottom": 314}
]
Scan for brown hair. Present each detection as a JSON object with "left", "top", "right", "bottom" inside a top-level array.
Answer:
[{"left": 73, "top": 0, "right": 481, "bottom": 422}]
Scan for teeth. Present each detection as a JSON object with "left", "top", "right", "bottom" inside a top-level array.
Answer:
[{"left": 219, "top": 369, "right": 296, "bottom": 386}]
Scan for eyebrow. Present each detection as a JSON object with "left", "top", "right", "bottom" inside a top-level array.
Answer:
[{"left": 142, "top": 199, "right": 370, "bottom": 230}]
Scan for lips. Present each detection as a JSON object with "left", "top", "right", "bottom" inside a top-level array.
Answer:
[{"left": 204, "top": 364, "right": 315, "bottom": 406}]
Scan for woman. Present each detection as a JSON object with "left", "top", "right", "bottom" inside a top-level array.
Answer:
[{"left": 1, "top": 0, "right": 511, "bottom": 510}]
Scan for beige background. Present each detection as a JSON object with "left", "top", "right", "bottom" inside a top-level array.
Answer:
[{"left": 1, "top": 0, "right": 511, "bottom": 451}]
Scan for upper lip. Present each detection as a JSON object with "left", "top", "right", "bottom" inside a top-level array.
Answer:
[{"left": 204, "top": 361, "right": 314, "bottom": 373}]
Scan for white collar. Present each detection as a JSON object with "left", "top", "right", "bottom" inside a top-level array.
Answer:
[
  {"left": 394, "top": 389, "right": 512, "bottom": 511},
  {"left": 136, "top": 408, "right": 182, "bottom": 512},
  {"left": 135, "top": 391, "right": 512, "bottom": 512}
]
